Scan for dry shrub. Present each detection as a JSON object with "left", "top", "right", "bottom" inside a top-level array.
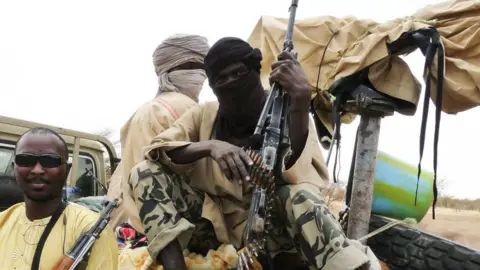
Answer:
[
  {"left": 322, "top": 183, "right": 346, "bottom": 207},
  {"left": 322, "top": 186, "right": 480, "bottom": 212},
  {"left": 436, "top": 196, "right": 480, "bottom": 212}
]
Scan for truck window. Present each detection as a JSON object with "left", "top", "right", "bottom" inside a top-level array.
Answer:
[
  {"left": 76, "top": 155, "right": 96, "bottom": 180},
  {"left": 0, "top": 146, "right": 14, "bottom": 176},
  {"left": 66, "top": 154, "right": 100, "bottom": 199},
  {"left": 0, "top": 145, "right": 21, "bottom": 211}
]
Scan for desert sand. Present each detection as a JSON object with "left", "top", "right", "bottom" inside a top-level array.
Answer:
[
  {"left": 329, "top": 202, "right": 480, "bottom": 251},
  {"left": 419, "top": 207, "right": 480, "bottom": 250}
]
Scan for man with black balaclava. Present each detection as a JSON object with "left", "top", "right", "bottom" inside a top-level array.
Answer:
[{"left": 126, "top": 37, "right": 380, "bottom": 270}]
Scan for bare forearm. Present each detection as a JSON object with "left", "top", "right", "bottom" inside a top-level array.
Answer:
[{"left": 166, "top": 141, "right": 212, "bottom": 164}]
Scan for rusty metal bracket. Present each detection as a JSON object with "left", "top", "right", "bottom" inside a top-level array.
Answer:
[
  {"left": 343, "top": 92, "right": 395, "bottom": 244},
  {"left": 343, "top": 93, "right": 395, "bottom": 118}
]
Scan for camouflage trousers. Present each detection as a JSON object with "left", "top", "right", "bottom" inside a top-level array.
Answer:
[{"left": 128, "top": 160, "right": 371, "bottom": 270}]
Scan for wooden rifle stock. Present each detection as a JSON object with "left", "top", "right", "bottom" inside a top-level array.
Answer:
[
  {"left": 52, "top": 256, "right": 75, "bottom": 270},
  {"left": 51, "top": 199, "right": 118, "bottom": 270}
]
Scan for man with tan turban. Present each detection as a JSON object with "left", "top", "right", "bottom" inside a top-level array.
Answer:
[{"left": 105, "top": 33, "right": 210, "bottom": 233}]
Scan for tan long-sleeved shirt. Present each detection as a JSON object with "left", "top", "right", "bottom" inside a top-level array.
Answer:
[
  {"left": 142, "top": 101, "right": 329, "bottom": 248},
  {"left": 107, "top": 91, "right": 197, "bottom": 233}
]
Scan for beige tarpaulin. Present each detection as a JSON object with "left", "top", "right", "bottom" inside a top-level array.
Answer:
[
  {"left": 248, "top": 0, "right": 480, "bottom": 135},
  {"left": 118, "top": 244, "right": 239, "bottom": 270}
]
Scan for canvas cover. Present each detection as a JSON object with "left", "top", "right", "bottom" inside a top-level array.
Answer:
[
  {"left": 118, "top": 244, "right": 240, "bottom": 270},
  {"left": 248, "top": 0, "right": 480, "bottom": 136}
]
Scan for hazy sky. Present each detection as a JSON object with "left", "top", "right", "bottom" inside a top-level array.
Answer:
[{"left": 1, "top": 0, "right": 479, "bottom": 199}]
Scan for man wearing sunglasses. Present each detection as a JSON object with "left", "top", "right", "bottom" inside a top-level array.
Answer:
[{"left": 0, "top": 127, "right": 118, "bottom": 269}]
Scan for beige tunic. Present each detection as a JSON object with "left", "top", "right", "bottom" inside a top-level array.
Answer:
[
  {"left": 107, "top": 91, "right": 197, "bottom": 233},
  {"left": 142, "top": 101, "right": 329, "bottom": 248}
]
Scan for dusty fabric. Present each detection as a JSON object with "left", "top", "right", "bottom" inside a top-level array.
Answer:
[
  {"left": 0, "top": 203, "right": 118, "bottom": 270},
  {"left": 247, "top": 0, "right": 480, "bottom": 134},
  {"left": 128, "top": 160, "right": 370, "bottom": 270},
  {"left": 165, "top": 70, "right": 207, "bottom": 101},
  {"left": 140, "top": 101, "right": 330, "bottom": 248},
  {"left": 118, "top": 244, "right": 239, "bottom": 270},
  {"left": 73, "top": 195, "right": 106, "bottom": 213},
  {"left": 115, "top": 223, "right": 147, "bottom": 250},
  {"left": 117, "top": 243, "right": 388, "bottom": 270},
  {"left": 129, "top": 160, "right": 221, "bottom": 257},
  {"left": 106, "top": 91, "right": 198, "bottom": 233},
  {"left": 153, "top": 34, "right": 209, "bottom": 99}
]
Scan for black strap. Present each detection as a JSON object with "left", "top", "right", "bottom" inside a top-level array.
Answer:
[
  {"left": 31, "top": 201, "right": 68, "bottom": 270},
  {"left": 345, "top": 124, "right": 360, "bottom": 207},
  {"left": 414, "top": 30, "right": 444, "bottom": 220},
  {"left": 330, "top": 95, "right": 343, "bottom": 184}
]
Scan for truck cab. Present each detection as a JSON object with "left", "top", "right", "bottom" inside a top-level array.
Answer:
[{"left": 0, "top": 115, "right": 119, "bottom": 211}]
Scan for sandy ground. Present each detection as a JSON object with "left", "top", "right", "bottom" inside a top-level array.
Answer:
[
  {"left": 329, "top": 202, "right": 480, "bottom": 251},
  {"left": 418, "top": 208, "right": 480, "bottom": 250}
]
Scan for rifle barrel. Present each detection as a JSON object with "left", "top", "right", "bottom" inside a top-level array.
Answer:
[{"left": 284, "top": 0, "right": 299, "bottom": 51}]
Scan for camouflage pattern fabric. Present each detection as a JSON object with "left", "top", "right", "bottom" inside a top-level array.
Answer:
[
  {"left": 128, "top": 160, "right": 221, "bottom": 259},
  {"left": 272, "top": 184, "right": 370, "bottom": 270},
  {"left": 128, "top": 160, "right": 369, "bottom": 269}
]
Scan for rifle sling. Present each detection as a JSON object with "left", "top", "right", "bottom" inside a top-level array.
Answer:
[{"left": 31, "top": 201, "right": 68, "bottom": 270}]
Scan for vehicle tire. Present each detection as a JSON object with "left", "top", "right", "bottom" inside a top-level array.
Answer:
[
  {"left": 366, "top": 214, "right": 480, "bottom": 270},
  {"left": 0, "top": 175, "right": 24, "bottom": 211}
]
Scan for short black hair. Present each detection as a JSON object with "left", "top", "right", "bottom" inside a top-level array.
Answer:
[{"left": 15, "top": 127, "right": 69, "bottom": 159}]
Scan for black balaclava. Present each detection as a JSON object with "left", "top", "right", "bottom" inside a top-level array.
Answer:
[{"left": 204, "top": 37, "right": 267, "bottom": 147}]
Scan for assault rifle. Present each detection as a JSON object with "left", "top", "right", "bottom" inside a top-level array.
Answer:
[
  {"left": 237, "top": 1, "right": 299, "bottom": 269},
  {"left": 52, "top": 198, "right": 118, "bottom": 270}
]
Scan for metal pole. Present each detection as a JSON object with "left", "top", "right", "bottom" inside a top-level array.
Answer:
[{"left": 346, "top": 115, "right": 381, "bottom": 244}]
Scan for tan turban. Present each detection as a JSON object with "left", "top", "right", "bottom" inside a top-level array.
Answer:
[{"left": 153, "top": 34, "right": 210, "bottom": 100}]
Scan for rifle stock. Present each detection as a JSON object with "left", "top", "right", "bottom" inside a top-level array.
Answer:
[
  {"left": 52, "top": 257, "right": 75, "bottom": 270},
  {"left": 52, "top": 199, "right": 118, "bottom": 270}
]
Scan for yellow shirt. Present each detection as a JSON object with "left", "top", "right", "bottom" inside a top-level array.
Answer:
[{"left": 0, "top": 203, "right": 119, "bottom": 270}]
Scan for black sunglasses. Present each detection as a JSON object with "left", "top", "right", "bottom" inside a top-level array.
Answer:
[{"left": 14, "top": 153, "right": 65, "bottom": 168}]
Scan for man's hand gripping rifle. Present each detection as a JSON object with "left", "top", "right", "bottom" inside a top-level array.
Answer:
[
  {"left": 52, "top": 199, "right": 119, "bottom": 270},
  {"left": 237, "top": 1, "right": 299, "bottom": 269}
]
